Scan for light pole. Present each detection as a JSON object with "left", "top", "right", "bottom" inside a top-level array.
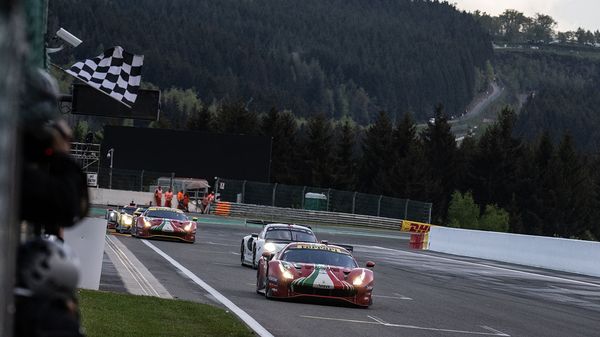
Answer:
[{"left": 107, "top": 148, "right": 114, "bottom": 189}]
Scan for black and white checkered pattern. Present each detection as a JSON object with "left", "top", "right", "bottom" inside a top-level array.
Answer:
[{"left": 66, "top": 46, "right": 144, "bottom": 107}]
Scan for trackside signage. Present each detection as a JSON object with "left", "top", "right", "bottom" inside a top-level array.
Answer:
[{"left": 401, "top": 220, "right": 431, "bottom": 233}]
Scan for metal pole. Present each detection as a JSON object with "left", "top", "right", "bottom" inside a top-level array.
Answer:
[
  {"left": 272, "top": 183, "right": 278, "bottom": 207},
  {"left": 352, "top": 191, "right": 357, "bottom": 214},
  {"left": 170, "top": 172, "right": 174, "bottom": 190},
  {"left": 377, "top": 195, "right": 383, "bottom": 217},
  {"left": 326, "top": 188, "right": 331, "bottom": 211},
  {"left": 427, "top": 203, "right": 432, "bottom": 224},
  {"left": 242, "top": 180, "right": 246, "bottom": 203},
  {"left": 0, "top": 3, "right": 24, "bottom": 335},
  {"left": 140, "top": 169, "right": 144, "bottom": 192},
  {"left": 404, "top": 199, "right": 410, "bottom": 220},
  {"left": 108, "top": 148, "right": 114, "bottom": 189},
  {"left": 301, "top": 186, "right": 307, "bottom": 209}
]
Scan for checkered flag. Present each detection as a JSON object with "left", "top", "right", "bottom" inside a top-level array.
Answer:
[{"left": 66, "top": 46, "right": 144, "bottom": 107}]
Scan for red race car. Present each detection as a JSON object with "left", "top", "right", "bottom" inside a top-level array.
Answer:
[
  {"left": 131, "top": 207, "right": 197, "bottom": 243},
  {"left": 256, "top": 242, "right": 375, "bottom": 307}
]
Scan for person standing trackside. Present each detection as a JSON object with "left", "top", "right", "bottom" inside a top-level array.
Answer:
[
  {"left": 154, "top": 185, "right": 163, "bottom": 207},
  {"left": 165, "top": 188, "right": 173, "bottom": 207},
  {"left": 177, "top": 189, "right": 184, "bottom": 210},
  {"left": 204, "top": 191, "right": 215, "bottom": 214},
  {"left": 183, "top": 192, "right": 190, "bottom": 212}
]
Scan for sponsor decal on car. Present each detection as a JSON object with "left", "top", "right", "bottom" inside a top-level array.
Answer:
[{"left": 294, "top": 244, "right": 345, "bottom": 254}]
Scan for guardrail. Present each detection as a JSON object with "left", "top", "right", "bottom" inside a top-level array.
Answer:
[{"left": 213, "top": 201, "right": 433, "bottom": 233}]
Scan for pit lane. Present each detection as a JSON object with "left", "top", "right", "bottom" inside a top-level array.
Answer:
[{"left": 109, "top": 219, "right": 600, "bottom": 337}]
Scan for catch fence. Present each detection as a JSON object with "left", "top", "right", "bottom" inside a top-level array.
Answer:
[{"left": 215, "top": 178, "right": 432, "bottom": 223}]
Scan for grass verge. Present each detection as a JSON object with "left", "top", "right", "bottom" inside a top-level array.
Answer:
[{"left": 79, "top": 290, "right": 255, "bottom": 337}]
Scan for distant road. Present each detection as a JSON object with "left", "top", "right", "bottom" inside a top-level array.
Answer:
[
  {"left": 453, "top": 82, "right": 504, "bottom": 141},
  {"left": 465, "top": 82, "right": 503, "bottom": 120}
]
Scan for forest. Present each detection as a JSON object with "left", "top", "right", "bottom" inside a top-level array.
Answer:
[
  {"left": 480, "top": 9, "right": 600, "bottom": 152},
  {"left": 48, "top": 0, "right": 492, "bottom": 123},
  {"left": 52, "top": 1, "right": 600, "bottom": 240}
]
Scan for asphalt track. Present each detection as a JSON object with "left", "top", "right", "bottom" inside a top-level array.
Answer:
[{"left": 107, "top": 218, "right": 600, "bottom": 337}]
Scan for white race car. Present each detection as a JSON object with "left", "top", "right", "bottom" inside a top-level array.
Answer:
[{"left": 240, "top": 223, "right": 318, "bottom": 268}]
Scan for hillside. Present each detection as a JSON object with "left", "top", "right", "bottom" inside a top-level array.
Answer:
[
  {"left": 491, "top": 47, "right": 600, "bottom": 152},
  {"left": 48, "top": 0, "right": 492, "bottom": 123}
]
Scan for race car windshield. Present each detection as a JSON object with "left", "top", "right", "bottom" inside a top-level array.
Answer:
[
  {"left": 281, "top": 249, "right": 357, "bottom": 268},
  {"left": 265, "top": 229, "right": 317, "bottom": 242},
  {"left": 145, "top": 210, "right": 188, "bottom": 221},
  {"left": 122, "top": 207, "right": 137, "bottom": 215}
]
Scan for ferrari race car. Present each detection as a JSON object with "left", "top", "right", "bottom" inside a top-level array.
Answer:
[
  {"left": 241, "top": 223, "right": 318, "bottom": 268},
  {"left": 114, "top": 205, "right": 138, "bottom": 233},
  {"left": 256, "top": 242, "right": 375, "bottom": 307},
  {"left": 131, "top": 207, "right": 197, "bottom": 243}
]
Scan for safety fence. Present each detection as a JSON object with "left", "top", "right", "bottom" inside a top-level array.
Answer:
[
  {"left": 215, "top": 178, "right": 432, "bottom": 223},
  {"left": 92, "top": 169, "right": 432, "bottom": 223}
]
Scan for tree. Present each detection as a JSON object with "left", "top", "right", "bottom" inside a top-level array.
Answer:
[
  {"left": 421, "top": 105, "right": 457, "bottom": 223},
  {"left": 472, "top": 107, "right": 521, "bottom": 210},
  {"left": 301, "top": 113, "right": 334, "bottom": 187},
  {"left": 72, "top": 121, "right": 89, "bottom": 142},
  {"left": 479, "top": 204, "right": 510, "bottom": 232},
  {"left": 388, "top": 112, "right": 425, "bottom": 198},
  {"left": 498, "top": 9, "right": 528, "bottom": 42},
  {"left": 264, "top": 110, "right": 299, "bottom": 184},
  {"left": 213, "top": 99, "right": 258, "bottom": 135},
  {"left": 446, "top": 191, "right": 479, "bottom": 229},
  {"left": 527, "top": 13, "right": 556, "bottom": 42},
  {"left": 358, "top": 111, "right": 394, "bottom": 194},
  {"left": 186, "top": 105, "right": 212, "bottom": 132},
  {"left": 332, "top": 118, "right": 357, "bottom": 189}
]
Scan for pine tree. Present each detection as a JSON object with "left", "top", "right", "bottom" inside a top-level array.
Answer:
[
  {"left": 358, "top": 111, "right": 394, "bottom": 194},
  {"left": 332, "top": 118, "right": 357, "bottom": 190},
  {"left": 421, "top": 105, "right": 457, "bottom": 223},
  {"left": 302, "top": 113, "right": 334, "bottom": 187}
]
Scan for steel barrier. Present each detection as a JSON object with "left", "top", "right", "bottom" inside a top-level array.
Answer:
[
  {"left": 212, "top": 201, "right": 433, "bottom": 232},
  {"left": 216, "top": 178, "right": 433, "bottom": 223}
]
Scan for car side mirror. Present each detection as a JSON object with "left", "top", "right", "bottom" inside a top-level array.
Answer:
[
  {"left": 251, "top": 233, "right": 258, "bottom": 238},
  {"left": 366, "top": 261, "right": 375, "bottom": 268},
  {"left": 192, "top": 217, "right": 198, "bottom": 221}
]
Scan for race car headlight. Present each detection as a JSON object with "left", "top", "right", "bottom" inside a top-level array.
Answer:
[
  {"left": 184, "top": 223, "right": 194, "bottom": 232},
  {"left": 143, "top": 219, "right": 152, "bottom": 228},
  {"left": 352, "top": 270, "right": 366, "bottom": 286},
  {"left": 279, "top": 263, "right": 294, "bottom": 279},
  {"left": 264, "top": 242, "right": 276, "bottom": 253},
  {"left": 124, "top": 216, "right": 133, "bottom": 225}
]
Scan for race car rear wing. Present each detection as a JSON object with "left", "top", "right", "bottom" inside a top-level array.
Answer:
[
  {"left": 245, "top": 219, "right": 312, "bottom": 229},
  {"left": 320, "top": 240, "right": 354, "bottom": 253}
]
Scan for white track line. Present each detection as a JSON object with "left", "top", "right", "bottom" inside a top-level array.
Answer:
[
  {"left": 301, "top": 315, "right": 510, "bottom": 336},
  {"left": 141, "top": 240, "right": 274, "bottom": 337},
  {"left": 105, "top": 235, "right": 172, "bottom": 298},
  {"left": 355, "top": 244, "right": 600, "bottom": 288}
]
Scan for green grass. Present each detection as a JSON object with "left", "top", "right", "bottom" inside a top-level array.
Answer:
[{"left": 79, "top": 290, "right": 255, "bottom": 337}]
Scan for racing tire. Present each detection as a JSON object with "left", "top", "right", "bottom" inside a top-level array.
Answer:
[
  {"left": 264, "top": 266, "right": 272, "bottom": 299},
  {"left": 241, "top": 242, "right": 246, "bottom": 266},
  {"left": 255, "top": 268, "right": 262, "bottom": 294}
]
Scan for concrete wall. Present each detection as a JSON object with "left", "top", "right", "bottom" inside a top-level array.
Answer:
[
  {"left": 428, "top": 226, "right": 600, "bottom": 277},
  {"left": 64, "top": 218, "right": 106, "bottom": 290},
  {"left": 89, "top": 187, "right": 153, "bottom": 206}
]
